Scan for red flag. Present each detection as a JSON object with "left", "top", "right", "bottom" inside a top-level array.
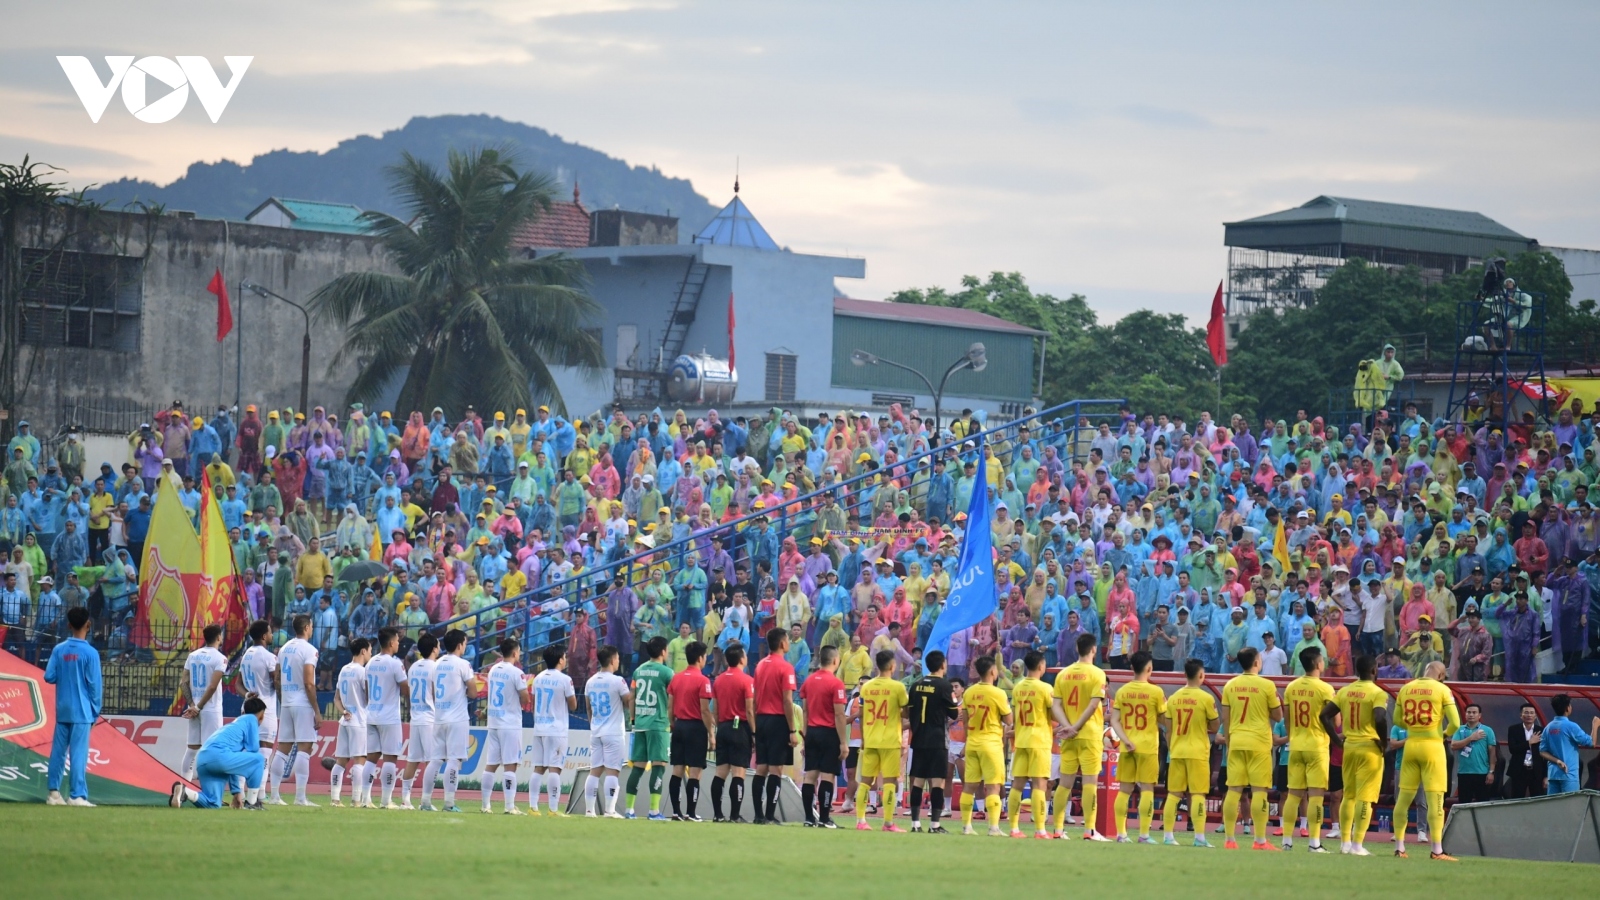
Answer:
[
  {"left": 1205, "top": 280, "right": 1227, "bottom": 367},
  {"left": 208, "top": 268, "right": 232, "bottom": 341},
  {"left": 727, "top": 292, "right": 736, "bottom": 370}
]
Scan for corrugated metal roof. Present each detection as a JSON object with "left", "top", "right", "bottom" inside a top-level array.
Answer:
[
  {"left": 245, "top": 197, "right": 369, "bottom": 234},
  {"left": 511, "top": 192, "right": 591, "bottom": 250},
  {"left": 693, "top": 196, "right": 779, "bottom": 250},
  {"left": 1226, "top": 196, "right": 1528, "bottom": 241},
  {"left": 834, "top": 297, "right": 1047, "bottom": 336}
]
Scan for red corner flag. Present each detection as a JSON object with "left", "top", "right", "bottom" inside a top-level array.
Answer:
[
  {"left": 1205, "top": 280, "right": 1227, "bottom": 367},
  {"left": 208, "top": 268, "right": 232, "bottom": 341},
  {"left": 726, "top": 292, "right": 736, "bottom": 370}
]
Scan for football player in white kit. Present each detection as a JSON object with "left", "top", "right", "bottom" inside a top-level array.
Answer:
[
  {"left": 531, "top": 645, "right": 577, "bottom": 815},
  {"left": 433, "top": 629, "right": 479, "bottom": 813},
  {"left": 238, "top": 621, "right": 279, "bottom": 784},
  {"left": 483, "top": 639, "right": 532, "bottom": 815},
  {"left": 270, "top": 614, "right": 322, "bottom": 806},
  {"left": 180, "top": 624, "right": 228, "bottom": 781},
  {"left": 400, "top": 632, "right": 440, "bottom": 810},
  {"left": 363, "top": 627, "right": 409, "bottom": 809},
  {"left": 330, "top": 638, "right": 372, "bottom": 806},
  {"left": 584, "top": 644, "right": 633, "bottom": 817}
]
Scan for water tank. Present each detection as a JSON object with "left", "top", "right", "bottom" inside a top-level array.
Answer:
[{"left": 666, "top": 353, "right": 738, "bottom": 404}]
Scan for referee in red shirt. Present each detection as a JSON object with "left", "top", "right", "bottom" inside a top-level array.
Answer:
[
  {"left": 799, "top": 645, "right": 850, "bottom": 827},
  {"left": 752, "top": 627, "right": 799, "bottom": 824},
  {"left": 666, "top": 641, "right": 715, "bottom": 821},
  {"left": 711, "top": 645, "right": 756, "bottom": 822}
]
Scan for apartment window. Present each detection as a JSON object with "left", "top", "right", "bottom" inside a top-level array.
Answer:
[
  {"left": 765, "top": 351, "right": 796, "bottom": 402},
  {"left": 19, "top": 249, "right": 143, "bottom": 352}
]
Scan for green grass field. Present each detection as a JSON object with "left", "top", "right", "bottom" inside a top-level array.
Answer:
[{"left": 5, "top": 804, "right": 1593, "bottom": 898}]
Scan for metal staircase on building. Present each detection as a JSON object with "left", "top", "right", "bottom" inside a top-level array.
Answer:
[{"left": 615, "top": 258, "right": 710, "bottom": 405}]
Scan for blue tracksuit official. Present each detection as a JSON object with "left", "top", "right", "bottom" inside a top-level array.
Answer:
[
  {"left": 44, "top": 629, "right": 102, "bottom": 801},
  {"left": 195, "top": 712, "right": 264, "bottom": 808}
]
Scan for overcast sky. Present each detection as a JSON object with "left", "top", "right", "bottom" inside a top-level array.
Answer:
[{"left": 4, "top": 1, "right": 1598, "bottom": 321}]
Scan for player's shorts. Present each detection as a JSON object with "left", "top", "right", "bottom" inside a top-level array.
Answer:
[
  {"left": 406, "top": 717, "right": 435, "bottom": 763},
  {"left": 846, "top": 746, "right": 860, "bottom": 770},
  {"left": 1397, "top": 741, "right": 1446, "bottom": 794},
  {"left": 804, "top": 726, "right": 842, "bottom": 774},
  {"left": 629, "top": 730, "right": 669, "bottom": 764},
  {"left": 753, "top": 713, "right": 793, "bottom": 767},
  {"left": 1115, "top": 751, "right": 1158, "bottom": 784},
  {"left": 1342, "top": 741, "right": 1384, "bottom": 804},
  {"left": 670, "top": 720, "right": 709, "bottom": 768},
  {"left": 964, "top": 744, "right": 1005, "bottom": 785},
  {"left": 1549, "top": 778, "right": 1580, "bottom": 795},
  {"left": 335, "top": 723, "right": 367, "bottom": 759},
  {"left": 433, "top": 720, "right": 469, "bottom": 761},
  {"left": 1225, "top": 747, "right": 1272, "bottom": 788},
  {"left": 366, "top": 723, "right": 404, "bottom": 757},
  {"left": 715, "top": 721, "right": 753, "bottom": 768},
  {"left": 483, "top": 727, "right": 524, "bottom": 767},
  {"left": 1012, "top": 748, "right": 1051, "bottom": 780},
  {"left": 1057, "top": 738, "right": 1103, "bottom": 776},
  {"left": 1167, "top": 757, "right": 1210, "bottom": 794},
  {"left": 1049, "top": 753, "right": 1061, "bottom": 780},
  {"left": 279, "top": 705, "right": 316, "bottom": 744},
  {"left": 1327, "top": 763, "right": 1343, "bottom": 793},
  {"left": 258, "top": 707, "right": 278, "bottom": 745},
  {"left": 187, "top": 707, "right": 222, "bottom": 746},
  {"left": 859, "top": 747, "right": 902, "bottom": 780},
  {"left": 591, "top": 733, "right": 626, "bottom": 770},
  {"left": 532, "top": 735, "right": 569, "bottom": 768},
  {"left": 1287, "top": 749, "right": 1330, "bottom": 790},
  {"left": 909, "top": 746, "right": 948, "bottom": 780}
]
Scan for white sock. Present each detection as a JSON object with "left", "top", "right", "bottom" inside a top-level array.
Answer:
[
  {"left": 293, "top": 753, "right": 310, "bottom": 801},
  {"left": 531, "top": 771, "right": 545, "bottom": 811},
  {"left": 444, "top": 760, "right": 461, "bottom": 805},
  {"left": 330, "top": 764, "right": 346, "bottom": 802},
  {"left": 361, "top": 762, "right": 377, "bottom": 803},
  {"left": 269, "top": 749, "right": 290, "bottom": 800},
  {"left": 245, "top": 786, "right": 259, "bottom": 804},
  {"left": 381, "top": 762, "right": 397, "bottom": 806},
  {"left": 482, "top": 769, "right": 496, "bottom": 811},
  {"left": 585, "top": 773, "right": 599, "bottom": 814},
  {"left": 421, "top": 761, "right": 439, "bottom": 803},
  {"left": 604, "top": 775, "right": 620, "bottom": 814},
  {"left": 402, "top": 770, "right": 415, "bottom": 804},
  {"left": 503, "top": 772, "right": 517, "bottom": 811},
  {"left": 181, "top": 747, "right": 198, "bottom": 781},
  {"left": 546, "top": 772, "right": 562, "bottom": 813}
]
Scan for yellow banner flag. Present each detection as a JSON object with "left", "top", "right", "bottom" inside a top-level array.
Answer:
[
  {"left": 370, "top": 520, "right": 384, "bottom": 562},
  {"left": 198, "top": 471, "right": 249, "bottom": 654},
  {"left": 1273, "top": 516, "right": 1291, "bottom": 574},
  {"left": 135, "top": 479, "right": 202, "bottom": 666}
]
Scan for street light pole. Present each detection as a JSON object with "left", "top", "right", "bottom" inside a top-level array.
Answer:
[
  {"left": 851, "top": 342, "right": 987, "bottom": 436},
  {"left": 243, "top": 281, "right": 310, "bottom": 413}
]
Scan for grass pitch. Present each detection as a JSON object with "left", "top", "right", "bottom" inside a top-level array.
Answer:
[{"left": 5, "top": 803, "right": 1593, "bottom": 898}]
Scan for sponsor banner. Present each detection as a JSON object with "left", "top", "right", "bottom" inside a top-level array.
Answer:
[
  {"left": 108, "top": 715, "right": 593, "bottom": 789},
  {"left": 0, "top": 650, "right": 186, "bottom": 805}
]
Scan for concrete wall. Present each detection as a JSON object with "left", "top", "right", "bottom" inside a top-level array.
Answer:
[
  {"left": 1547, "top": 246, "right": 1600, "bottom": 306},
  {"left": 11, "top": 208, "right": 397, "bottom": 431}
]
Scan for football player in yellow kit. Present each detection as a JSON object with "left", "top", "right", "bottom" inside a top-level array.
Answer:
[
  {"left": 1109, "top": 651, "right": 1167, "bottom": 844},
  {"left": 1390, "top": 661, "right": 1460, "bottom": 861}
]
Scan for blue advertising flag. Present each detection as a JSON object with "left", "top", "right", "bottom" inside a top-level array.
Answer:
[{"left": 922, "top": 445, "right": 995, "bottom": 662}]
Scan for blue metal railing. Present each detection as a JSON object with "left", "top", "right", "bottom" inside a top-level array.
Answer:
[{"left": 433, "top": 398, "right": 1128, "bottom": 669}]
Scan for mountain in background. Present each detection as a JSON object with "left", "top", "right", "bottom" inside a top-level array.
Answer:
[{"left": 85, "top": 114, "right": 719, "bottom": 236}]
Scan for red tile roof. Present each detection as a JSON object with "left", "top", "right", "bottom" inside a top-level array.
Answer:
[
  {"left": 511, "top": 188, "right": 590, "bottom": 249},
  {"left": 833, "top": 297, "right": 1047, "bottom": 336}
]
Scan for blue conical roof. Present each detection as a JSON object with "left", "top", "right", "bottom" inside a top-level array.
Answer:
[{"left": 693, "top": 195, "right": 779, "bottom": 250}]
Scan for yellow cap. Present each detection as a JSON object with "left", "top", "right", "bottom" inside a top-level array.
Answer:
[
  {"left": 538, "top": 405, "right": 549, "bottom": 413},
  {"left": 191, "top": 416, "right": 204, "bottom": 428},
  {"left": 516, "top": 408, "right": 527, "bottom": 416},
  {"left": 494, "top": 411, "right": 505, "bottom": 420},
  {"left": 856, "top": 452, "right": 872, "bottom": 463}
]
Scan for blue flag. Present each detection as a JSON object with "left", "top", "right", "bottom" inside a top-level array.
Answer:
[{"left": 923, "top": 444, "right": 995, "bottom": 663}]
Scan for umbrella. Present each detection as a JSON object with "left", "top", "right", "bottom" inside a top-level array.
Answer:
[{"left": 337, "top": 560, "right": 390, "bottom": 584}]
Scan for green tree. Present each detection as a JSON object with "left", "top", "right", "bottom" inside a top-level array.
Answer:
[{"left": 310, "top": 147, "right": 603, "bottom": 416}]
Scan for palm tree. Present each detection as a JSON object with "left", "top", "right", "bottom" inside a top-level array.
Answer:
[{"left": 310, "top": 147, "right": 604, "bottom": 416}]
